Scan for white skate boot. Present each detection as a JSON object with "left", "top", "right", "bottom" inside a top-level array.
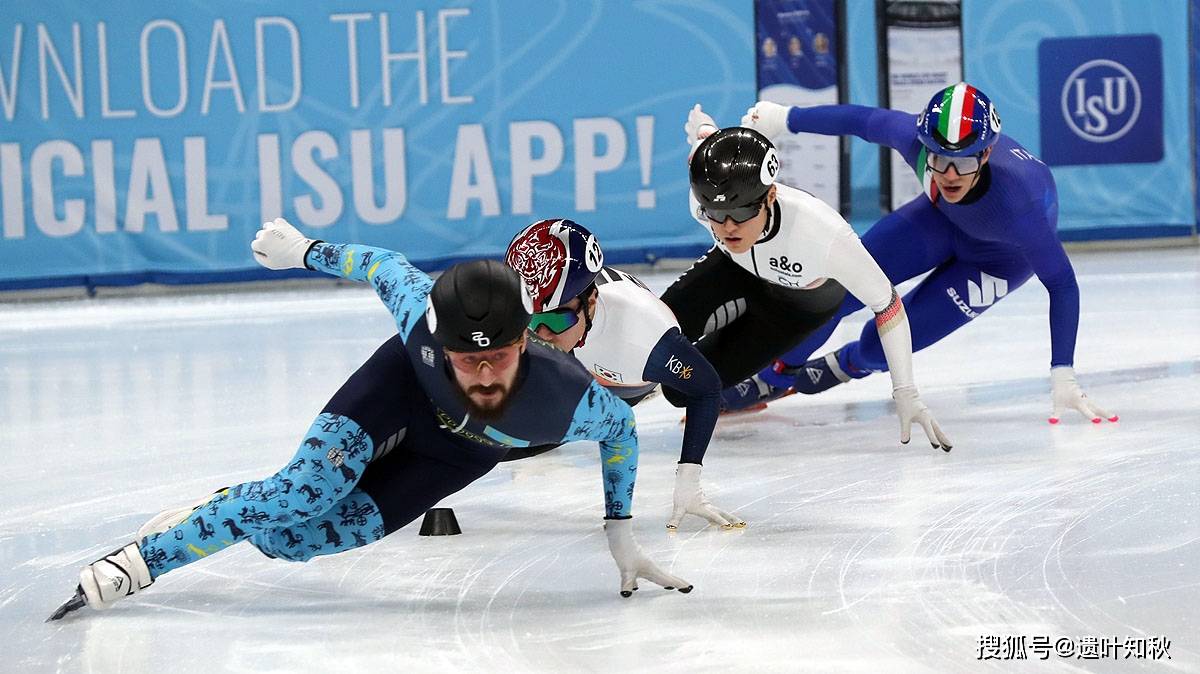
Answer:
[
  {"left": 136, "top": 490, "right": 224, "bottom": 540},
  {"left": 79, "top": 542, "right": 154, "bottom": 610},
  {"left": 48, "top": 541, "right": 155, "bottom": 620}
]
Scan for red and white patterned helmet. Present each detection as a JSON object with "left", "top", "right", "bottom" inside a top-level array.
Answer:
[{"left": 505, "top": 219, "right": 604, "bottom": 312}]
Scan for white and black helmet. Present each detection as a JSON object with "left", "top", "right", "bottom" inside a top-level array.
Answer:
[{"left": 689, "top": 127, "right": 779, "bottom": 223}]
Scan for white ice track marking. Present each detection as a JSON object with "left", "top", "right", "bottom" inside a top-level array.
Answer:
[{"left": 888, "top": 454, "right": 1174, "bottom": 671}]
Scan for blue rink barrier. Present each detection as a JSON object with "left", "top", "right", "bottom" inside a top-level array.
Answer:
[
  {"left": 0, "top": 242, "right": 713, "bottom": 293},
  {"left": 0, "top": 1, "right": 1194, "bottom": 292}
]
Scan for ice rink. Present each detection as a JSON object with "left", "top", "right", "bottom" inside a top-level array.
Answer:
[{"left": 2, "top": 246, "right": 1197, "bottom": 673}]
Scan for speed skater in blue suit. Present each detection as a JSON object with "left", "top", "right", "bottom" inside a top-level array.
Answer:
[{"left": 724, "top": 82, "right": 1115, "bottom": 426}]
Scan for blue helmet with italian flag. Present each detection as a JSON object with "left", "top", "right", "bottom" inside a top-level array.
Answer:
[{"left": 916, "top": 82, "right": 1001, "bottom": 157}]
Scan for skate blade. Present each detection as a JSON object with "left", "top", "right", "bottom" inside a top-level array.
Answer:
[
  {"left": 720, "top": 402, "right": 769, "bottom": 417},
  {"left": 46, "top": 586, "right": 86, "bottom": 622},
  {"left": 681, "top": 402, "right": 769, "bottom": 425}
]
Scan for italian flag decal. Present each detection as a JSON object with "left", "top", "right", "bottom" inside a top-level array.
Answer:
[
  {"left": 936, "top": 82, "right": 976, "bottom": 146},
  {"left": 916, "top": 146, "right": 939, "bottom": 204}
]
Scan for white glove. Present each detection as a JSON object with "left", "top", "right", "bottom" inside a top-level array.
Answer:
[
  {"left": 251, "top": 217, "right": 316, "bottom": 270},
  {"left": 667, "top": 463, "right": 745, "bottom": 530},
  {"left": 740, "top": 100, "right": 791, "bottom": 140},
  {"left": 604, "top": 518, "right": 692, "bottom": 598},
  {"left": 684, "top": 103, "right": 718, "bottom": 145},
  {"left": 1050, "top": 366, "right": 1116, "bottom": 424},
  {"left": 892, "top": 385, "right": 952, "bottom": 451}
]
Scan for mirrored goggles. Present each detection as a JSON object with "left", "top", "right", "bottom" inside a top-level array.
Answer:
[
  {"left": 701, "top": 198, "right": 765, "bottom": 224},
  {"left": 925, "top": 152, "right": 983, "bottom": 176},
  {"left": 528, "top": 306, "right": 582, "bottom": 335}
]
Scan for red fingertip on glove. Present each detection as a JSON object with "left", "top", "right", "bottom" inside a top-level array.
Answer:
[
  {"left": 1048, "top": 417, "right": 1060, "bottom": 424},
  {"left": 1108, "top": 415, "right": 1119, "bottom": 422}
]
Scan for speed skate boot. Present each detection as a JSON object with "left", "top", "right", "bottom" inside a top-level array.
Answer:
[
  {"left": 719, "top": 374, "right": 791, "bottom": 414},
  {"left": 784, "top": 350, "right": 852, "bottom": 395},
  {"left": 80, "top": 542, "right": 154, "bottom": 609},
  {"left": 48, "top": 542, "right": 154, "bottom": 620},
  {"left": 136, "top": 489, "right": 227, "bottom": 541}
]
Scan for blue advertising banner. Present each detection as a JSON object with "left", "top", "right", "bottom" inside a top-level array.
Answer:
[
  {"left": 965, "top": 0, "right": 1194, "bottom": 238},
  {"left": 0, "top": 1, "right": 756, "bottom": 289},
  {"left": 1194, "top": 0, "right": 1199, "bottom": 232},
  {"left": 755, "top": 0, "right": 847, "bottom": 213},
  {"left": 1038, "top": 35, "right": 1163, "bottom": 166}
]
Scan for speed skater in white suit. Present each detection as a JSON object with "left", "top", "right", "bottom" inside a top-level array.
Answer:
[{"left": 504, "top": 219, "right": 744, "bottom": 530}]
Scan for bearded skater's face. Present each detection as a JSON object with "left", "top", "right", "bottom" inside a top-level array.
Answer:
[
  {"left": 928, "top": 147, "right": 992, "bottom": 203},
  {"left": 444, "top": 336, "right": 526, "bottom": 420},
  {"left": 705, "top": 185, "right": 777, "bottom": 254}
]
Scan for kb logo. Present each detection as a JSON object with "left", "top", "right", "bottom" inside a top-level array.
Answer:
[{"left": 1061, "top": 59, "right": 1141, "bottom": 143}]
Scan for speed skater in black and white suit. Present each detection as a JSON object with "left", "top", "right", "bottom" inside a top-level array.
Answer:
[{"left": 661, "top": 106, "right": 952, "bottom": 450}]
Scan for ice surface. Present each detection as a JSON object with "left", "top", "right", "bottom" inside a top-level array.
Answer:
[{"left": 2, "top": 248, "right": 1197, "bottom": 672}]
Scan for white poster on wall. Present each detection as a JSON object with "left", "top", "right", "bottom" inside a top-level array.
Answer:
[
  {"left": 760, "top": 84, "right": 841, "bottom": 207},
  {"left": 885, "top": 27, "right": 962, "bottom": 210}
]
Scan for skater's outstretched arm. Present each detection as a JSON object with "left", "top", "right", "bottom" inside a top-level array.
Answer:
[
  {"left": 787, "top": 194, "right": 952, "bottom": 451},
  {"left": 741, "top": 100, "right": 921, "bottom": 163},
  {"left": 560, "top": 380, "right": 693, "bottom": 597},
  {"left": 251, "top": 218, "right": 432, "bottom": 339},
  {"left": 644, "top": 329, "right": 744, "bottom": 530},
  {"left": 1010, "top": 201, "right": 1114, "bottom": 424}
]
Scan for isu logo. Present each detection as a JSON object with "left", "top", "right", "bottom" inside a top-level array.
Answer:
[{"left": 1061, "top": 59, "right": 1142, "bottom": 142}]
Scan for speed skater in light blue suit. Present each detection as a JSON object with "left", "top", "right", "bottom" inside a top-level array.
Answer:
[
  {"left": 727, "top": 83, "right": 1115, "bottom": 425},
  {"left": 52, "top": 219, "right": 691, "bottom": 621}
]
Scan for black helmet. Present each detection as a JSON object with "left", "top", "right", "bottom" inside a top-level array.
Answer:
[
  {"left": 426, "top": 260, "right": 533, "bottom": 352},
  {"left": 689, "top": 127, "right": 780, "bottom": 222}
]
